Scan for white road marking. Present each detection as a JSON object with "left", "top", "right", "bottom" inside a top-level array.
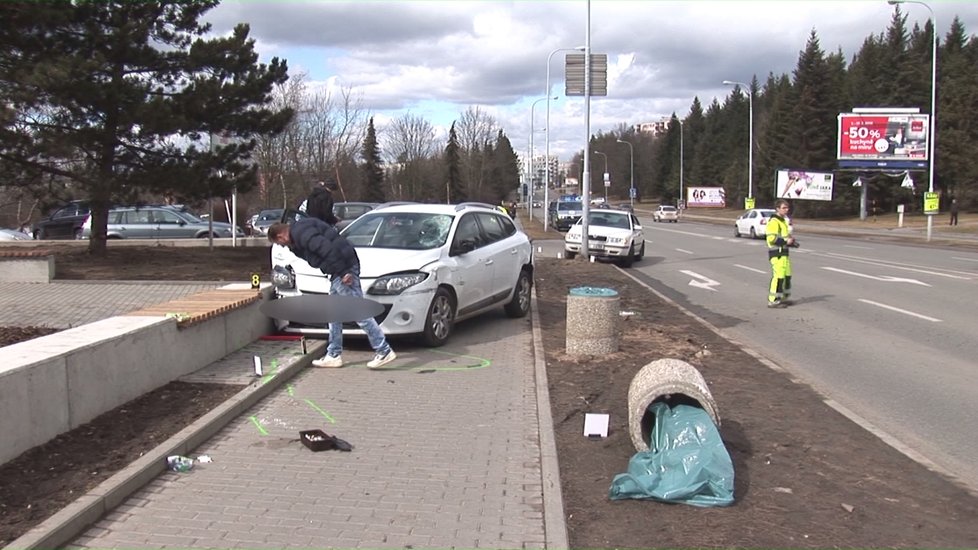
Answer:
[
  {"left": 858, "top": 299, "right": 943, "bottom": 322},
  {"left": 735, "top": 264, "right": 767, "bottom": 274},
  {"left": 675, "top": 248, "right": 694, "bottom": 255},
  {"left": 680, "top": 270, "right": 721, "bottom": 291},
  {"left": 821, "top": 251, "right": 974, "bottom": 279},
  {"left": 821, "top": 266, "right": 931, "bottom": 287},
  {"left": 952, "top": 257, "right": 978, "bottom": 263}
]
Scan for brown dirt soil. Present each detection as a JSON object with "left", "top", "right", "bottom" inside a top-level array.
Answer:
[{"left": 2, "top": 234, "right": 978, "bottom": 548}]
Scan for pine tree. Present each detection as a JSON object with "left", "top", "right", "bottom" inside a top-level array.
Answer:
[
  {"left": 360, "top": 117, "right": 386, "bottom": 203},
  {"left": 0, "top": 1, "right": 292, "bottom": 254},
  {"left": 444, "top": 123, "right": 466, "bottom": 203}
]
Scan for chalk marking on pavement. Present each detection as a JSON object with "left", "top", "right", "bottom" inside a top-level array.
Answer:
[
  {"left": 858, "top": 299, "right": 942, "bottom": 322},
  {"left": 822, "top": 266, "right": 931, "bottom": 286},
  {"left": 675, "top": 248, "right": 694, "bottom": 255},
  {"left": 303, "top": 399, "right": 336, "bottom": 423},
  {"left": 735, "top": 264, "right": 767, "bottom": 274},
  {"left": 249, "top": 416, "right": 269, "bottom": 435}
]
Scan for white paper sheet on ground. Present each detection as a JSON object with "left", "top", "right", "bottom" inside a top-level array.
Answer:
[{"left": 583, "top": 413, "right": 610, "bottom": 438}]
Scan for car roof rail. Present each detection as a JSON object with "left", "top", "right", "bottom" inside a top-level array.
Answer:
[{"left": 455, "top": 202, "right": 498, "bottom": 211}]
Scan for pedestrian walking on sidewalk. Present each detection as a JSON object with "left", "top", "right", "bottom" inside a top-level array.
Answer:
[
  {"left": 766, "top": 199, "right": 796, "bottom": 308},
  {"left": 267, "top": 219, "right": 397, "bottom": 369},
  {"left": 949, "top": 198, "right": 959, "bottom": 226}
]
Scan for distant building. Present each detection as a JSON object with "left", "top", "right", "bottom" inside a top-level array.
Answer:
[{"left": 634, "top": 117, "right": 671, "bottom": 137}]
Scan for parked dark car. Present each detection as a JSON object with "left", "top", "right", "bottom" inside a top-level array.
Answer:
[
  {"left": 333, "top": 201, "right": 379, "bottom": 230},
  {"left": 251, "top": 208, "right": 285, "bottom": 236},
  {"left": 32, "top": 200, "right": 90, "bottom": 240}
]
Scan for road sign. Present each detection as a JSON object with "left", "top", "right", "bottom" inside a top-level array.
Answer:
[
  {"left": 923, "top": 192, "right": 939, "bottom": 215},
  {"left": 565, "top": 54, "right": 608, "bottom": 96}
]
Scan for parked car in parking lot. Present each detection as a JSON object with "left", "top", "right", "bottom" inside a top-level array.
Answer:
[
  {"left": 270, "top": 202, "right": 534, "bottom": 346},
  {"left": 653, "top": 205, "right": 680, "bottom": 223},
  {"left": 564, "top": 208, "right": 645, "bottom": 267},
  {"left": 32, "top": 200, "right": 90, "bottom": 239},
  {"left": 0, "top": 228, "right": 32, "bottom": 241},
  {"left": 251, "top": 208, "right": 285, "bottom": 236},
  {"left": 333, "top": 201, "right": 379, "bottom": 230},
  {"left": 734, "top": 208, "right": 792, "bottom": 239},
  {"left": 80, "top": 205, "right": 243, "bottom": 239}
]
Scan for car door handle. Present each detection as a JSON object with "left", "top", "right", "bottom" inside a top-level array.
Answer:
[{"left": 484, "top": 259, "right": 494, "bottom": 266}]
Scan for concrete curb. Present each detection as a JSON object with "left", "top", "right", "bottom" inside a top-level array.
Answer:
[
  {"left": 530, "top": 285, "right": 569, "bottom": 550},
  {"left": 4, "top": 340, "right": 326, "bottom": 550}
]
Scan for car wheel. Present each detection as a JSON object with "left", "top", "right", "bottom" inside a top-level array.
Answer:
[
  {"left": 734, "top": 225, "right": 741, "bottom": 238},
  {"left": 564, "top": 249, "right": 577, "bottom": 260},
  {"left": 636, "top": 241, "right": 645, "bottom": 260},
  {"left": 504, "top": 269, "right": 532, "bottom": 318},
  {"left": 619, "top": 244, "right": 635, "bottom": 268},
  {"left": 749, "top": 227, "right": 757, "bottom": 239},
  {"left": 73, "top": 228, "right": 83, "bottom": 240},
  {"left": 421, "top": 287, "right": 456, "bottom": 347}
]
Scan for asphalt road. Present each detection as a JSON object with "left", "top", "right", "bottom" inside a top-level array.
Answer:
[{"left": 533, "top": 215, "right": 978, "bottom": 493}]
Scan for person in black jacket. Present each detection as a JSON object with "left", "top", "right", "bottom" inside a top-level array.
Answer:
[
  {"left": 268, "top": 218, "right": 396, "bottom": 369},
  {"left": 303, "top": 179, "right": 340, "bottom": 225}
]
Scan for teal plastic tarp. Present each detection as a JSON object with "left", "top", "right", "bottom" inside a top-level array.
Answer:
[{"left": 609, "top": 402, "right": 734, "bottom": 507}]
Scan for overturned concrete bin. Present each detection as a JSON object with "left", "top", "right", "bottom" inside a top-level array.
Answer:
[
  {"left": 627, "top": 358, "right": 721, "bottom": 452},
  {"left": 566, "top": 286, "right": 619, "bottom": 355}
]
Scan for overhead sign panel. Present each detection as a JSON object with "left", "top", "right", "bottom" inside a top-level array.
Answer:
[{"left": 565, "top": 54, "right": 608, "bottom": 96}]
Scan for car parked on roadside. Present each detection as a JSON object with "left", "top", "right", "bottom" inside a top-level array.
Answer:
[
  {"left": 551, "top": 200, "right": 584, "bottom": 231},
  {"left": 80, "top": 205, "right": 244, "bottom": 239},
  {"left": 735, "top": 208, "right": 789, "bottom": 239},
  {"left": 32, "top": 200, "right": 91, "bottom": 240},
  {"left": 0, "top": 228, "right": 32, "bottom": 241},
  {"left": 564, "top": 208, "right": 645, "bottom": 267},
  {"left": 653, "top": 205, "right": 680, "bottom": 223},
  {"left": 270, "top": 202, "right": 534, "bottom": 346}
]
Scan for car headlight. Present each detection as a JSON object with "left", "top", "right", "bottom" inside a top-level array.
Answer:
[
  {"left": 368, "top": 272, "right": 429, "bottom": 295},
  {"left": 271, "top": 265, "right": 295, "bottom": 289}
]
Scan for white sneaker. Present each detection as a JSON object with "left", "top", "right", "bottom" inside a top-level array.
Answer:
[
  {"left": 312, "top": 355, "right": 343, "bottom": 368},
  {"left": 367, "top": 349, "right": 397, "bottom": 369}
]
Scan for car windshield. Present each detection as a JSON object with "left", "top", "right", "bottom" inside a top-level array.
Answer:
[
  {"left": 343, "top": 212, "right": 453, "bottom": 250},
  {"left": 586, "top": 211, "right": 631, "bottom": 229},
  {"left": 557, "top": 201, "right": 583, "bottom": 211}
]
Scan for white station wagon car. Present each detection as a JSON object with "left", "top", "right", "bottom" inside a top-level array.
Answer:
[
  {"left": 270, "top": 203, "right": 534, "bottom": 346},
  {"left": 563, "top": 209, "right": 645, "bottom": 267}
]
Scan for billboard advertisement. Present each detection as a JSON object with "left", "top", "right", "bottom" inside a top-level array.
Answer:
[
  {"left": 776, "top": 170, "right": 834, "bottom": 201},
  {"left": 837, "top": 113, "right": 929, "bottom": 162},
  {"left": 686, "top": 187, "right": 725, "bottom": 208}
]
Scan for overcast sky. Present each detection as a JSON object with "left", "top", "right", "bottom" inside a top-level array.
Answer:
[{"left": 204, "top": 1, "right": 978, "bottom": 161}]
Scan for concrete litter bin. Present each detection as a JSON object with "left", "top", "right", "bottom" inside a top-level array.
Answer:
[
  {"left": 566, "top": 286, "right": 619, "bottom": 355},
  {"left": 627, "top": 358, "right": 721, "bottom": 452}
]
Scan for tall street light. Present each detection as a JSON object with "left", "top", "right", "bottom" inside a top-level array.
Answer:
[
  {"left": 615, "top": 139, "right": 634, "bottom": 207},
  {"left": 679, "top": 119, "right": 685, "bottom": 209},
  {"left": 529, "top": 96, "right": 554, "bottom": 220},
  {"left": 593, "top": 150, "right": 608, "bottom": 203},
  {"left": 888, "top": 0, "right": 937, "bottom": 241},
  {"left": 723, "top": 80, "right": 753, "bottom": 204},
  {"left": 545, "top": 46, "right": 585, "bottom": 232}
]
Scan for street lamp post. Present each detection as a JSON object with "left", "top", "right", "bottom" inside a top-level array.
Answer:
[
  {"left": 615, "top": 139, "right": 634, "bottom": 207},
  {"left": 723, "top": 80, "right": 753, "bottom": 203},
  {"left": 679, "top": 119, "right": 684, "bottom": 209},
  {"left": 529, "top": 96, "right": 554, "bottom": 221},
  {"left": 545, "top": 46, "right": 585, "bottom": 232},
  {"left": 888, "top": 0, "right": 937, "bottom": 241},
  {"left": 593, "top": 150, "right": 608, "bottom": 203}
]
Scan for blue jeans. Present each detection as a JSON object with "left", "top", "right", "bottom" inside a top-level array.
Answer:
[{"left": 326, "top": 274, "right": 391, "bottom": 358}]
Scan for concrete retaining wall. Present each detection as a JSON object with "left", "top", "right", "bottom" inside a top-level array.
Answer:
[
  {"left": 0, "top": 289, "right": 274, "bottom": 467},
  {"left": 0, "top": 256, "right": 54, "bottom": 283}
]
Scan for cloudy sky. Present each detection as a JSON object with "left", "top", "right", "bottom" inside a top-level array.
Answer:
[{"left": 204, "top": 1, "right": 978, "bottom": 161}]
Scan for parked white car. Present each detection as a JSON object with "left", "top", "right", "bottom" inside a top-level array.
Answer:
[
  {"left": 563, "top": 209, "right": 645, "bottom": 267},
  {"left": 270, "top": 203, "right": 534, "bottom": 346},
  {"left": 735, "top": 208, "right": 794, "bottom": 239}
]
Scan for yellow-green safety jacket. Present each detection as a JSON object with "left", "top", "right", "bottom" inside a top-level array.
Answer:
[{"left": 766, "top": 215, "right": 791, "bottom": 259}]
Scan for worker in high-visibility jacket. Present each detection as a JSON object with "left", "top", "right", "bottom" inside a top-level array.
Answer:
[{"left": 766, "top": 199, "right": 796, "bottom": 308}]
